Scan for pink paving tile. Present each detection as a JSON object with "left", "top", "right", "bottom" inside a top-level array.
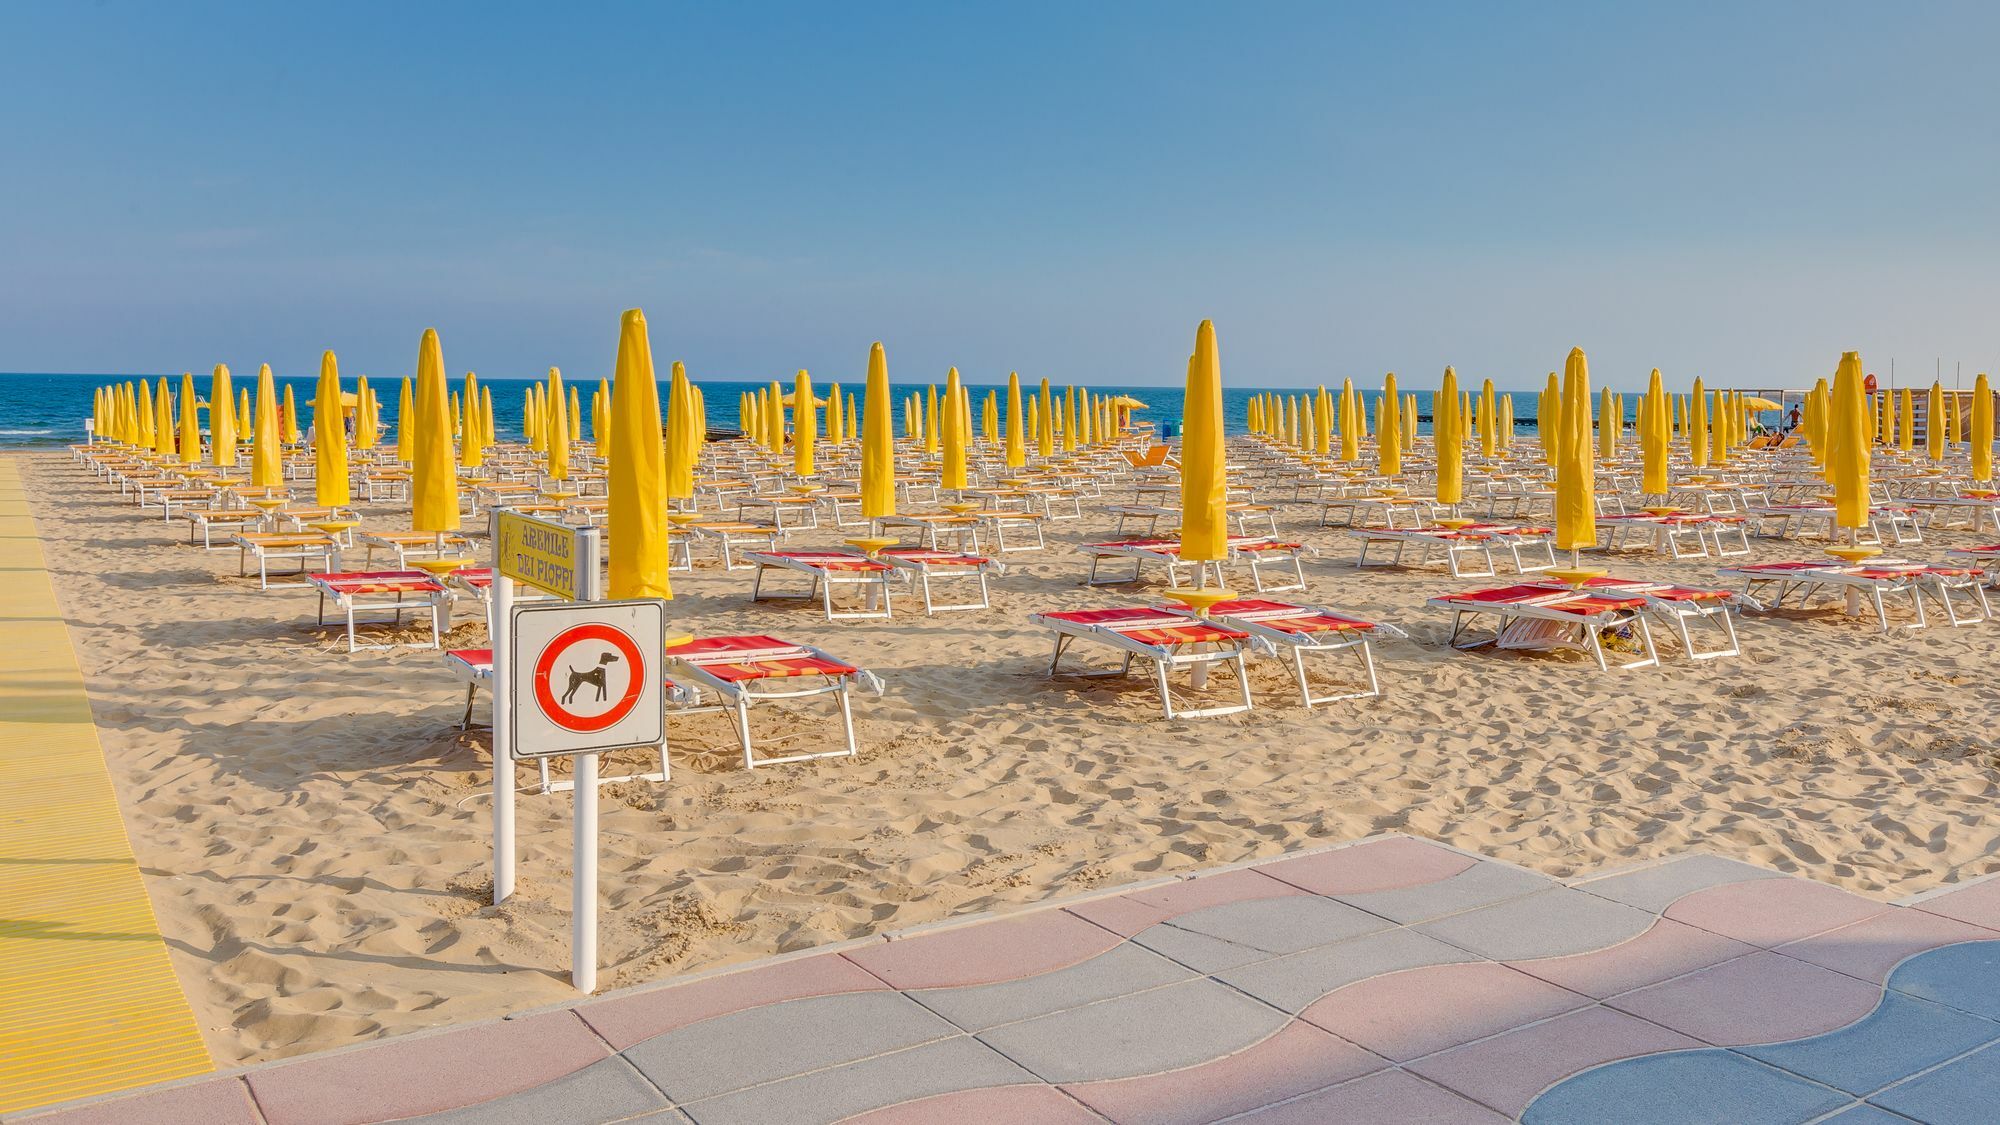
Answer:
[
  {"left": 578, "top": 951, "right": 887, "bottom": 1049},
  {"left": 1912, "top": 875, "right": 2000, "bottom": 930},
  {"left": 1607, "top": 949, "right": 1882, "bottom": 1047},
  {"left": 244, "top": 1010, "right": 608, "bottom": 1125},
  {"left": 1067, "top": 869, "right": 1305, "bottom": 937},
  {"left": 1665, "top": 878, "right": 1888, "bottom": 948},
  {"left": 1061, "top": 1021, "right": 1386, "bottom": 1125},
  {"left": 840, "top": 1083, "right": 1102, "bottom": 1124},
  {"left": 1509, "top": 916, "right": 1757, "bottom": 998},
  {"left": 1260, "top": 837, "right": 1478, "bottom": 897},
  {"left": 844, "top": 909, "right": 1124, "bottom": 989},
  {"left": 1777, "top": 906, "right": 1998, "bottom": 985},
  {"left": 1231, "top": 1068, "right": 1508, "bottom": 1124},
  {"left": 23, "top": 1078, "right": 260, "bottom": 1125},
  {"left": 1299, "top": 961, "right": 1590, "bottom": 1062},
  {"left": 1407, "top": 1004, "right": 1704, "bottom": 1117}
]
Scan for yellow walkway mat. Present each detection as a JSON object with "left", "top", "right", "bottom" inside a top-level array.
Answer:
[{"left": 0, "top": 456, "right": 211, "bottom": 1114}]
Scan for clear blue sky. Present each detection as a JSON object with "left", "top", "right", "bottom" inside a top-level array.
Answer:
[{"left": 3, "top": 1, "right": 1997, "bottom": 390}]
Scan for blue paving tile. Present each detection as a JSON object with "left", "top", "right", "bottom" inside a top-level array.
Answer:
[
  {"left": 1868, "top": 1040, "right": 2000, "bottom": 1124},
  {"left": 1885, "top": 940, "right": 2000, "bottom": 1021},
  {"left": 1741, "top": 992, "right": 2000, "bottom": 1096},
  {"left": 1522, "top": 1050, "right": 1847, "bottom": 1125}
]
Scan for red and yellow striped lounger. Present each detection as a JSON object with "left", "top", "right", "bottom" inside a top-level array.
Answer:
[
  {"left": 1427, "top": 582, "right": 1660, "bottom": 670},
  {"left": 304, "top": 570, "right": 449, "bottom": 652},
  {"left": 665, "top": 634, "right": 884, "bottom": 768},
  {"left": 1028, "top": 606, "right": 1255, "bottom": 719},
  {"left": 745, "top": 550, "right": 895, "bottom": 620},
  {"left": 1172, "top": 598, "right": 1384, "bottom": 708},
  {"left": 1081, "top": 536, "right": 1313, "bottom": 592},
  {"left": 1718, "top": 559, "right": 1987, "bottom": 632},
  {"left": 876, "top": 547, "right": 1004, "bottom": 613}
]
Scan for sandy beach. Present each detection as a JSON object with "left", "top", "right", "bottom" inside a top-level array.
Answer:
[{"left": 18, "top": 447, "right": 2000, "bottom": 1067}]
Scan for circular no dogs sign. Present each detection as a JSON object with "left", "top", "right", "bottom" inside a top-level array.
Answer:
[{"left": 508, "top": 599, "right": 666, "bottom": 759}]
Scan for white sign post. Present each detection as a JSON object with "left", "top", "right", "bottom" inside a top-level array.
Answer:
[{"left": 508, "top": 597, "right": 665, "bottom": 993}]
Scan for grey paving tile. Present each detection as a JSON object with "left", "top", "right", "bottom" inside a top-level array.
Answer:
[
  {"left": 1217, "top": 926, "right": 1473, "bottom": 1013},
  {"left": 1742, "top": 991, "right": 2000, "bottom": 1096},
  {"left": 679, "top": 1037, "right": 1034, "bottom": 1125},
  {"left": 1154, "top": 895, "right": 1394, "bottom": 955},
  {"left": 1334, "top": 860, "right": 1554, "bottom": 924},
  {"left": 978, "top": 978, "right": 1287, "bottom": 1084},
  {"left": 623, "top": 991, "right": 958, "bottom": 1104},
  {"left": 397, "top": 1056, "right": 668, "bottom": 1125},
  {"left": 1570, "top": 854, "right": 1787, "bottom": 913},
  {"left": 1520, "top": 1049, "right": 1848, "bottom": 1124},
  {"left": 1818, "top": 1105, "right": 1919, "bottom": 1124},
  {"left": 911, "top": 942, "right": 1195, "bottom": 1032},
  {"left": 1131, "top": 919, "right": 1273, "bottom": 973},
  {"left": 1869, "top": 1039, "right": 2000, "bottom": 1124},
  {"left": 1417, "top": 887, "right": 1657, "bottom": 962}
]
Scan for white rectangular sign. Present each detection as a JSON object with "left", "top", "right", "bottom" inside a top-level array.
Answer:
[{"left": 508, "top": 598, "right": 666, "bottom": 759}]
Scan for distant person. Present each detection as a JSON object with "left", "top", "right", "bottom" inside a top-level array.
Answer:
[{"left": 1786, "top": 405, "right": 1801, "bottom": 432}]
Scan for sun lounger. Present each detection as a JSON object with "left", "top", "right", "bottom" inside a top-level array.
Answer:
[
  {"left": 1717, "top": 559, "right": 1987, "bottom": 632},
  {"left": 1081, "top": 536, "right": 1312, "bottom": 591},
  {"left": 744, "top": 550, "right": 895, "bottom": 619},
  {"left": 1028, "top": 606, "right": 1256, "bottom": 719},
  {"left": 689, "top": 520, "right": 781, "bottom": 570},
  {"left": 1427, "top": 582, "right": 1660, "bottom": 670},
  {"left": 665, "top": 634, "right": 884, "bottom": 767},
  {"left": 187, "top": 507, "right": 263, "bottom": 549},
  {"left": 1348, "top": 523, "right": 1556, "bottom": 577},
  {"left": 876, "top": 546, "right": 1003, "bottom": 613},
  {"left": 1945, "top": 544, "right": 2000, "bottom": 584},
  {"left": 358, "top": 531, "right": 472, "bottom": 569},
  {"left": 1597, "top": 512, "right": 1750, "bottom": 559},
  {"left": 305, "top": 570, "right": 450, "bottom": 651},
  {"left": 231, "top": 532, "right": 338, "bottom": 589},
  {"left": 1178, "top": 597, "right": 1382, "bottom": 708}
]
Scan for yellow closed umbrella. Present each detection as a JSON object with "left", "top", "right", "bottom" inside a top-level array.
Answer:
[
  {"left": 1501, "top": 394, "right": 1514, "bottom": 450},
  {"left": 1037, "top": 377, "right": 1056, "bottom": 458},
  {"left": 461, "top": 372, "right": 483, "bottom": 469},
  {"left": 1479, "top": 378, "right": 1497, "bottom": 458},
  {"left": 608, "top": 310, "right": 670, "bottom": 600},
  {"left": 1642, "top": 369, "right": 1669, "bottom": 497},
  {"left": 1898, "top": 388, "right": 1914, "bottom": 451},
  {"left": 826, "top": 381, "right": 844, "bottom": 444},
  {"left": 1808, "top": 378, "right": 1830, "bottom": 465},
  {"left": 1597, "top": 385, "right": 1614, "bottom": 462},
  {"left": 1555, "top": 348, "right": 1596, "bottom": 557},
  {"left": 1377, "top": 375, "right": 1400, "bottom": 476},
  {"left": 1064, "top": 385, "right": 1079, "bottom": 453},
  {"left": 1689, "top": 378, "right": 1709, "bottom": 467},
  {"left": 1436, "top": 367, "right": 1462, "bottom": 508},
  {"left": 794, "top": 370, "right": 816, "bottom": 477},
  {"left": 177, "top": 373, "right": 201, "bottom": 463},
  {"left": 314, "top": 351, "right": 350, "bottom": 508},
  {"left": 155, "top": 377, "right": 175, "bottom": 456},
  {"left": 210, "top": 364, "right": 237, "bottom": 467},
  {"left": 397, "top": 377, "right": 415, "bottom": 463},
  {"left": 665, "top": 361, "right": 695, "bottom": 503},
  {"left": 547, "top": 368, "right": 570, "bottom": 482},
  {"left": 1927, "top": 382, "right": 1945, "bottom": 462},
  {"left": 481, "top": 387, "right": 495, "bottom": 453},
  {"left": 354, "top": 377, "right": 376, "bottom": 450},
  {"left": 942, "top": 367, "right": 967, "bottom": 491},
  {"left": 568, "top": 385, "right": 582, "bottom": 445},
  {"left": 594, "top": 378, "right": 611, "bottom": 461},
  {"left": 1180, "top": 320, "right": 1227, "bottom": 567},
  {"left": 410, "top": 331, "right": 459, "bottom": 534},
  {"left": 861, "top": 343, "right": 895, "bottom": 519},
  {"left": 1829, "top": 352, "right": 1870, "bottom": 533},
  {"left": 251, "top": 364, "right": 281, "bottom": 488},
  {"left": 1974, "top": 373, "right": 1993, "bottom": 484},
  {"left": 1539, "top": 372, "right": 1559, "bottom": 467},
  {"left": 283, "top": 385, "right": 301, "bottom": 444},
  {"left": 237, "top": 388, "right": 251, "bottom": 443},
  {"left": 924, "top": 384, "right": 940, "bottom": 456},
  {"left": 1004, "top": 372, "right": 1025, "bottom": 468},
  {"left": 1339, "top": 378, "right": 1358, "bottom": 461},
  {"left": 767, "top": 380, "right": 786, "bottom": 455}
]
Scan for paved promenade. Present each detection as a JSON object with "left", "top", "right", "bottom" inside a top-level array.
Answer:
[
  {"left": 18, "top": 832, "right": 2000, "bottom": 1123},
  {"left": 0, "top": 458, "right": 212, "bottom": 1115}
]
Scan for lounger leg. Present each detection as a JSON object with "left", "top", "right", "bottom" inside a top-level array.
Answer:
[
  {"left": 735, "top": 696, "right": 756, "bottom": 769},
  {"left": 836, "top": 687, "right": 858, "bottom": 758},
  {"left": 461, "top": 682, "right": 476, "bottom": 730}
]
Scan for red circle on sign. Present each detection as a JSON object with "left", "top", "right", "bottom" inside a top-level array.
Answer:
[{"left": 532, "top": 622, "right": 646, "bottom": 733}]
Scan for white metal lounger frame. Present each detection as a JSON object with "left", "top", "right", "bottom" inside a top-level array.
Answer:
[
  {"left": 1431, "top": 590, "right": 1660, "bottom": 671},
  {"left": 306, "top": 574, "right": 448, "bottom": 652},
  {"left": 232, "top": 534, "right": 337, "bottom": 589},
  {"left": 878, "top": 551, "right": 1001, "bottom": 613},
  {"left": 1030, "top": 611, "right": 1256, "bottom": 719},
  {"left": 1202, "top": 605, "right": 1382, "bottom": 708},
  {"left": 745, "top": 552, "right": 893, "bottom": 620},
  {"left": 665, "top": 643, "right": 880, "bottom": 768},
  {"left": 1717, "top": 563, "right": 1925, "bottom": 634},
  {"left": 1350, "top": 529, "right": 1497, "bottom": 577}
]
